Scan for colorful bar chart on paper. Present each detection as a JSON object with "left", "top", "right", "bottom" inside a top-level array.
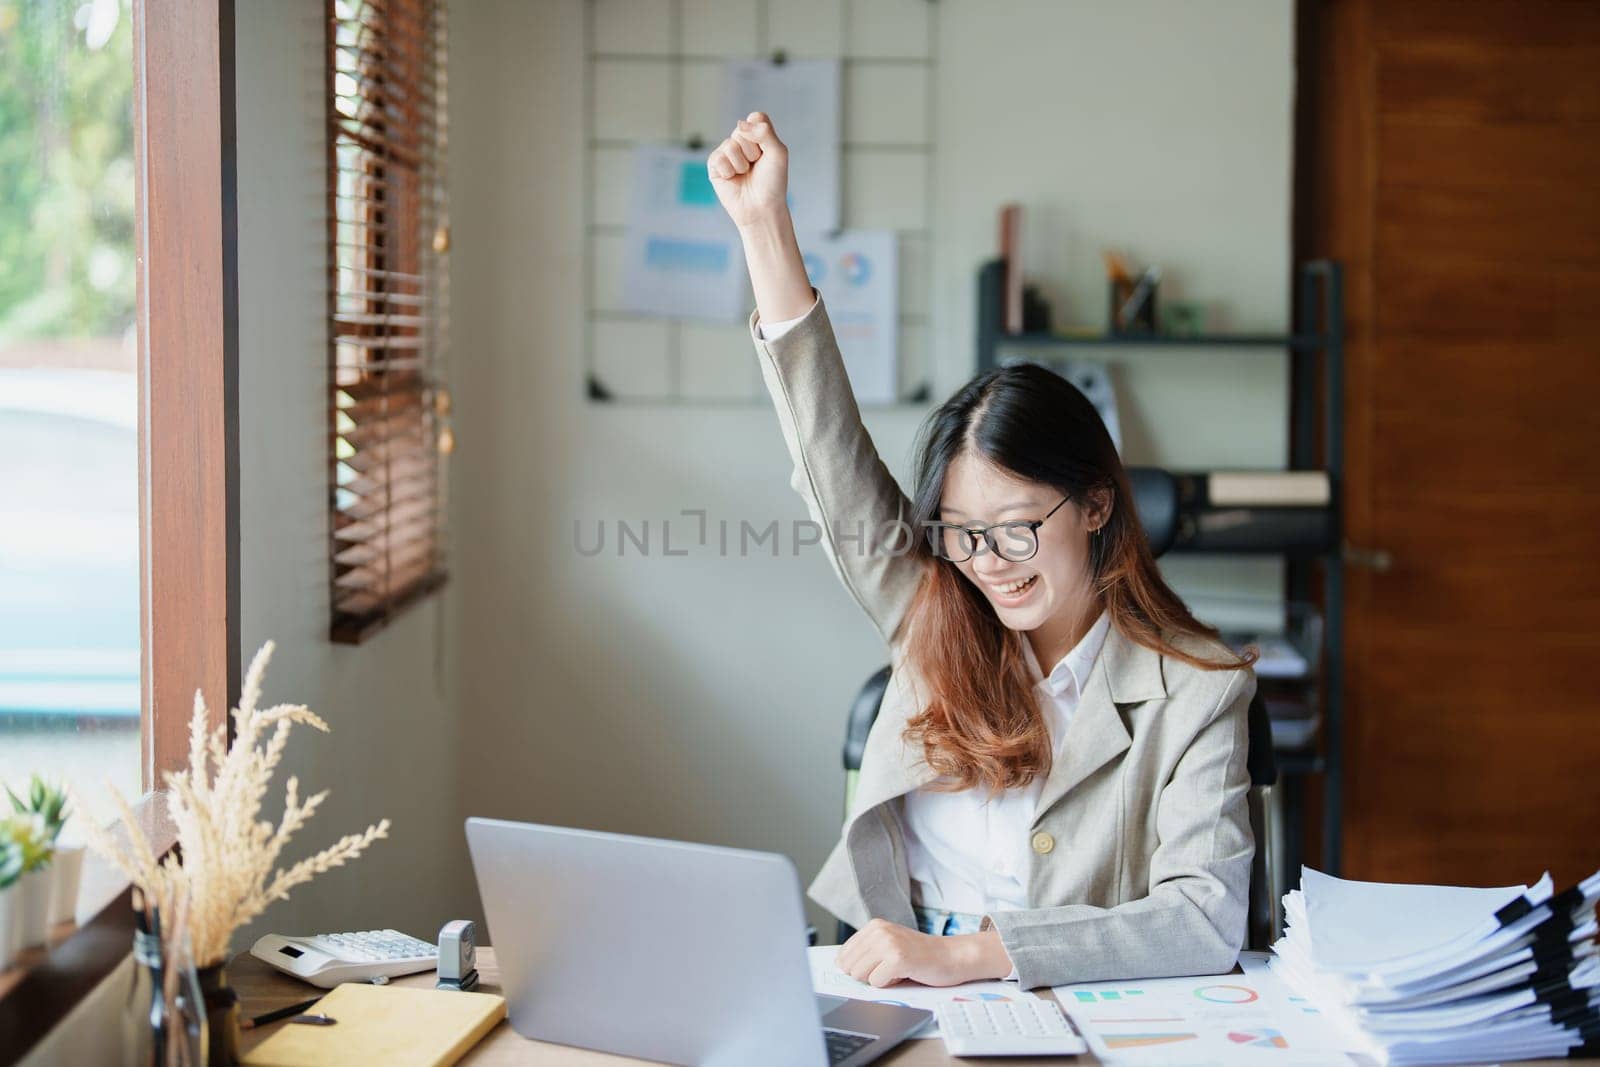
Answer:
[
  {"left": 1102, "top": 1031, "right": 1199, "bottom": 1049},
  {"left": 1070, "top": 988, "right": 1146, "bottom": 1002}
]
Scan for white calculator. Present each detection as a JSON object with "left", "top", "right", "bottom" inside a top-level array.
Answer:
[
  {"left": 935, "top": 999, "right": 1088, "bottom": 1057},
  {"left": 250, "top": 929, "right": 438, "bottom": 988}
]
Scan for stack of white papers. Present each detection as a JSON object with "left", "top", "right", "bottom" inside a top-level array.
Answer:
[{"left": 1270, "top": 866, "right": 1600, "bottom": 1065}]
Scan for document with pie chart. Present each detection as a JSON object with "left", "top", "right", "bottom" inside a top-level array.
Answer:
[
  {"left": 795, "top": 230, "right": 898, "bottom": 404},
  {"left": 1055, "top": 951, "right": 1359, "bottom": 1064}
]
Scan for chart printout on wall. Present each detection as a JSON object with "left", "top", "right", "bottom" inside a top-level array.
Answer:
[
  {"left": 723, "top": 58, "right": 841, "bottom": 235},
  {"left": 620, "top": 144, "right": 748, "bottom": 323},
  {"left": 796, "top": 229, "right": 898, "bottom": 404}
]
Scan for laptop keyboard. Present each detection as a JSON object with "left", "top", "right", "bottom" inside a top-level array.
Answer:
[{"left": 823, "top": 1027, "right": 877, "bottom": 1064}]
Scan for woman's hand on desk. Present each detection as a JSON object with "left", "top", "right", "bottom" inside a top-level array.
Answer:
[
  {"left": 706, "top": 111, "right": 787, "bottom": 230},
  {"left": 836, "top": 918, "right": 1016, "bottom": 988}
]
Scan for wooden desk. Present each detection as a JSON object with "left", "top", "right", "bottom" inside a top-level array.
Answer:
[
  {"left": 231, "top": 948, "right": 1083, "bottom": 1065},
  {"left": 230, "top": 948, "right": 1582, "bottom": 1066}
]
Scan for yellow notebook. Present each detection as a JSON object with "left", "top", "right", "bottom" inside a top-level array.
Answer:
[{"left": 243, "top": 983, "right": 506, "bottom": 1067}]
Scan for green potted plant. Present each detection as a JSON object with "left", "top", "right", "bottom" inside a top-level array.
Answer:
[
  {"left": 0, "top": 834, "right": 23, "bottom": 970},
  {"left": 7, "top": 775, "right": 79, "bottom": 927},
  {"left": 1, "top": 810, "right": 53, "bottom": 955}
]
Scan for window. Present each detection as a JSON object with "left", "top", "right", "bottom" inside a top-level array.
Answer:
[
  {"left": 0, "top": 0, "right": 140, "bottom": 807},
  {"left": 328, "top": 0, "right": 452, "bottom": 644},
  {"left": 2, "top": 0, "right": 235, "bottom": 1050}
]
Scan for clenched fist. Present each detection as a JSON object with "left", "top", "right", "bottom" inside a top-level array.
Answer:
[{"left": 707, "top": 110, "right": 788, "bottom": 230}]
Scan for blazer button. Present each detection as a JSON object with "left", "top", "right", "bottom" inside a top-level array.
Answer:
[{"left": 1031, "top": 831, "right": 1055, "bottom": 855}]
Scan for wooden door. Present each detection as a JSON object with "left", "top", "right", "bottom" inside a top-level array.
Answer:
[{"left": 1298, "top": 0, "right": 1600, "bottom": 888}]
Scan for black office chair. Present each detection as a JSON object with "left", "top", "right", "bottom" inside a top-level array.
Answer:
[{"left": 837, "top": 467, "right": 1283, "bottom": 951}]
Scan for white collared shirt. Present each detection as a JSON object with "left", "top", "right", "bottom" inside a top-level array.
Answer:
[{"left": 896, "top": 611, "right": 1111, "bottom": 921}]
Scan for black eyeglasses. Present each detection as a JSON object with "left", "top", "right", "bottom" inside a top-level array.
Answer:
[{"left": 928, "top": 495, "right": 1072, "bottom": 563}]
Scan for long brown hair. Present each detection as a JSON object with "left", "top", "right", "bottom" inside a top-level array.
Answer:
[{"left": 901, "top": 362, "right": 1254, "bottom": 795}]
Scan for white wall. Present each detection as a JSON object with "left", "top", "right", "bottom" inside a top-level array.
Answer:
[
  {"left": 232, "top": 2, "right": 470, "bottom": 946},
  {"left": 450, "top": 0, "right": 1293, "bottom": 939}
]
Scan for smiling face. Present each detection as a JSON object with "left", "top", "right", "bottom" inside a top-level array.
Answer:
[{"left": 939, "top": 450, "right": 1108, "bottom": 636}]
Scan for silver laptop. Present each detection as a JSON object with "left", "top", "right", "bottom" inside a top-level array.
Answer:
[{"left": 465, "top": 817, "right": 931, "bottom": 1067}]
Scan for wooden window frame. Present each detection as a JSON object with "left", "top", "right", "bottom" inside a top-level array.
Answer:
[{"left": 0, "top": 0, "right": 238, "bottom": 1060}]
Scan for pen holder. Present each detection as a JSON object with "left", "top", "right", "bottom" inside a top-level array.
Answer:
[{"left": 1109, "top": 278, "right": 1158, "bottom": 335}]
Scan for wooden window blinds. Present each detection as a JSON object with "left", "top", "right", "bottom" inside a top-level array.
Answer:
[{"left": 327, "top": 0, "right": 451, "bottom": 644}]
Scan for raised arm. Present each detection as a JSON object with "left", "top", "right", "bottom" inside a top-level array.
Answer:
[
  {"left": 708, "top": 113, "right": 926, "bottom": 646},
  {"left": 706, "top": 113, "right": 813, "bottom": 323}
]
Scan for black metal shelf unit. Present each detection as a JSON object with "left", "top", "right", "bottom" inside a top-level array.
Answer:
[{"left": 975, "top": 258, "right": 1347, "bottom": 877}]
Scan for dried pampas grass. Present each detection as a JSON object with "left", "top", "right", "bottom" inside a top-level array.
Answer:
[{"left": 82, "top": 641, "right": 389, "bottom": 965}]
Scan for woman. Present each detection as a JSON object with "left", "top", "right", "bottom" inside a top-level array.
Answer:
[{"left": 707, "top": 112, "right": 1258, "bottom": 991}]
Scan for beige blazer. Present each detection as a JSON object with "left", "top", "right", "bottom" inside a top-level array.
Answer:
[{"left": 750, "top": 290, "right": 1257, "bottom": 989}]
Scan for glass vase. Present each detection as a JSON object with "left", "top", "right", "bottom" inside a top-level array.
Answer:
[{"left": 123, "top": 929, "right": 208, "bottom": 1067}]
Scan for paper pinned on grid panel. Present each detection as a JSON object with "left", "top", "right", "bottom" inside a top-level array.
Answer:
[
  {"left": 620, "top": 144, "right": 748, "bottom": 324},
  {"left": 723, "top": 59, "right": 841, "bottom": 235},
  {"left": 796, "top": 230, "right": 897, "bottom": 405}
]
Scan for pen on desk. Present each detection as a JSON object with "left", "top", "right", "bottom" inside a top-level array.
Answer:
[{"left": 241, "top": 997, "right": 322, "bottom": 1030}]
